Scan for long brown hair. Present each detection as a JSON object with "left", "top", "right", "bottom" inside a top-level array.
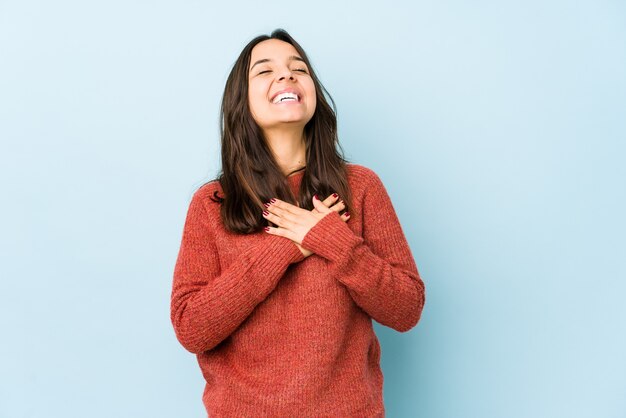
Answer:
[{"left": 207, "top": 28, "right": 353, "bottom": 234}]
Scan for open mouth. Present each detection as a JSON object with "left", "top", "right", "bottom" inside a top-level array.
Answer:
[{"left": 272, "top": 92, "right": 300, "bottom": 104}]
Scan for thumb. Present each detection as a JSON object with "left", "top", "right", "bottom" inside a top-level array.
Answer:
[{"left": 312, "top": 194, "right": 331, "bottom": 213}]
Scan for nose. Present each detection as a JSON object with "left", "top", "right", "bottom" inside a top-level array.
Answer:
[{"left": 277, "top": 68, "right": 296, "bottom": 82}]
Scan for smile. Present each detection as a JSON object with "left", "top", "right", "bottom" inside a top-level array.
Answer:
[{"left": 272, "top": 92, "right": 300, "bottom": 104}]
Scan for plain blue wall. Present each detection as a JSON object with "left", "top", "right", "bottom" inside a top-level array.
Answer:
[{"left": 1, "top": 1, "right": 625, "bottom": 417}]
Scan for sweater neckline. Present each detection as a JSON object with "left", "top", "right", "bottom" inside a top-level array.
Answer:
[
  {"left": 286, "top": 168, "right": 304, "bottom": 196},
  {"left": 286, "top": 167, "right": 305, "bottom": 181},
  {"left": 285, "top": 165, "right": 306, "bottom": 178}
]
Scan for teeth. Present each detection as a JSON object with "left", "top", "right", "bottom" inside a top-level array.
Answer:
[{"left": 273, "top": 92, "right": 299, "bottom": 104}]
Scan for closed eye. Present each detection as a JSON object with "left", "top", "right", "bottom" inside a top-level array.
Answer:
[{"left": 257, "top": 68, "right": 307, "bottom": 75}]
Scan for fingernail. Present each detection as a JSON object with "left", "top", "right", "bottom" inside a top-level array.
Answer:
[
  {"left": 264, "top": 226, "right": 270, "bottom": 232},
  {"left": 332, "top": 193, "right": 338, "bottom": 198},
  {"left": 263, "top": 202, "right": 270, "bottom": 208},
  {"left": 345, "top": 212, "right": 350, "bottom": 217},
  {"left": 314, "top": 194, "right": 319, "bottom": 200},
  {"left": 270, "top": 198, "right": 277, "bottom": 203},
  {"left": 262, "top": 210, "right": 269, "bottom": 216}
]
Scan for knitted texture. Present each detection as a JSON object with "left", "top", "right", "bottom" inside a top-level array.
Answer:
[{"left": 171, "top": 163, "right": 425, "bottom": 417}]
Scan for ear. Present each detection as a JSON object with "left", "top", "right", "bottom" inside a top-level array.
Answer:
[{"left": 312, "top": 194, "right": 330, "bottom": 213}]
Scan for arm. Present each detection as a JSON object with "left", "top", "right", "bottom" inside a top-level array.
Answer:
[
  {"left": 171, "top": 191, "right": 305, "bottom": 354},
  {"left": 301, "top": 172, "right": 425, "bottom": 332}
]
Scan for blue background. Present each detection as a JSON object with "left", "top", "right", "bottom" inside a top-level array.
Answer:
[{"left": 1, "top": 1, "right": 625, "bottom": 417}]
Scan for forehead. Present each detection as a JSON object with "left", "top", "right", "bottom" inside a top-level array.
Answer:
[{"left": 250, "top": 39, "right": 301, "bottom": 63}]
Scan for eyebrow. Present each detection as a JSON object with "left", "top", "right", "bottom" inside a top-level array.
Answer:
[{"left": 249, "top": 55, "right": 305, "bottom": 72}]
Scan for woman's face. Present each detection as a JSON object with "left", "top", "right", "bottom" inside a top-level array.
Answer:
[{"left": 247, "top": 39, "right": 317, "bottom": 133}]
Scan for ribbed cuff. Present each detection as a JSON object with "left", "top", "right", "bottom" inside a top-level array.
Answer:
[{"left": 301, "top": 211, "right": 363, "bottom": 262}]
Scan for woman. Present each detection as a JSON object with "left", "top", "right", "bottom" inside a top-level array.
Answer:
[{"left": 170, "top": 28, "right": 425, "bottom": 417}]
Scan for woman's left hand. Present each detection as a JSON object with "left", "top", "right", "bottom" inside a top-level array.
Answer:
[{"left": 262, "top": 194, "right": 349, "bottom": 256}]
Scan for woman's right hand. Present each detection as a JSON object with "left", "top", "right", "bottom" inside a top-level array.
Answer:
[{"left": 294, "top": 193, "right": 349, "bottom": 258}]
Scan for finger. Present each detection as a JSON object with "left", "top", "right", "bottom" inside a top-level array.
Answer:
[
  {"left": 264, "top": 224, "right": 298, "bottom": 241},
  {"left": 330, "top": 199, "right": 346, "bottom": 212},
  {"left": 262, "top": 208, "right": 297, "bottom": 229},
  {"left": 265, "top": 198, "right": 305, "bottom": 222},
  {"left": 321, "top": 193, "right": 339, "bottom": 206},
  {"left": 311, "top": 193, "right": 338, "bottom": 215},
  {"left": 312, "top": 194, "right": 332, "bottom": 213},
  {"left": 265, "top": 198, "right": 305, "bottom": 216},
  {"left": 340, "top": 211, "right": 351, "bottom": 221}
]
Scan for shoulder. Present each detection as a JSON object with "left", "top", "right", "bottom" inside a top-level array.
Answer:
[
  {"left": 188, "top": 179, "right": 223, "bottom": 216},
  {"left": 346, "top": 163, "right": 384, "bottom": 189},
  {"left": 195, "top": 179, "right": 222, "bottom": 199}
]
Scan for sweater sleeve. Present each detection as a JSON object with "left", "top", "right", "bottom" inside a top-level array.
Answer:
[
  {"left": 171, "top": 191, "right": 306, "bottom": 354},
  {"left": 301, "top": 172, "right": 425, "bottom": 332}
]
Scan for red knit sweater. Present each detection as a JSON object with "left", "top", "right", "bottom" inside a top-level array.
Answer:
[{"left": 170, "top": 163, "right": 425, "bottom": 417}]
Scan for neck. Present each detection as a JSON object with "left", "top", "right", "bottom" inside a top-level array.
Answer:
[{"left": 263, "top": 126, "right": 307, "bottom": 176}]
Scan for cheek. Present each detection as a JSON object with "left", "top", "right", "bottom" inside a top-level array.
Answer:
[
  {"left": 304, "top": 81, "right": 316, "bottom": 104},
  {"left": 248, "top": 98, "right": 263, "bottom": 123},
  {"left": 248, "top": 83, "right": 268, "bottom": 111},
  {"left": 308, "top": 96, "right": 317, "bottom": 116},
  {"left": 307, "top": 85, "right": 317, "bottom": 111}
]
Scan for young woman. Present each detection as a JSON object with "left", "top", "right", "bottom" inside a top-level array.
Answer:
[{"left": 170, "top": 29, "right": 425, "bottom": 417}]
